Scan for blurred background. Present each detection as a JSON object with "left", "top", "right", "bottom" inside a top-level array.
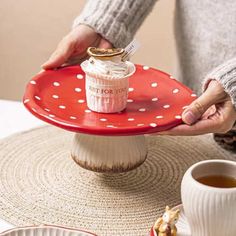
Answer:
[{"left": 0, "top": 0, "right": 176, "bottom": 101}]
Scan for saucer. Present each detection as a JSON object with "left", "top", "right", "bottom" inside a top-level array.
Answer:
[
  {"left": 150, "top": 204, "right": 191, "bottom": 236},
  {"left": 173, "top": 204, "right": 191, "bottom": 236}
]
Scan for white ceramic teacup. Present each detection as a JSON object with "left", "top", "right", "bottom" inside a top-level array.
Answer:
[{"left": 181, "top": 159, "right": 236, "bottom": 236}]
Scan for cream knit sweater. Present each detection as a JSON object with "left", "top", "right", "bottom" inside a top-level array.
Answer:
[{"left": 73, "top": 0, "right": 236, "bottom": 107}]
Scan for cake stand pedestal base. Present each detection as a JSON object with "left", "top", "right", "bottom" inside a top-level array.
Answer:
[{"left": 71, "top": 133, "right": 148, "bottom": 173}]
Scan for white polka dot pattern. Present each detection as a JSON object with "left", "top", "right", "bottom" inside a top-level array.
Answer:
[
  {"left": 152, "top": 98, "right": 158, "bottom": 102},
  {"left": 70, "top": 116, "right": 77, "bottom": 120},
  {"left": 128, "top": 118, "right": 135, "bottom": 121},
  {"left": 106, "top": 125, "right": 115, "bottom": 128},
  {"left": 53, "top": 82, "right": 60, "bottom": 87},
  {"left": 138, "top": 108, "right": 146, "bottom": 112},
  {"left": 77, "top": 74, "right": 83, "bottom": 79},
  {"left": 150, "top": 123, "right": 157, "bottom": 127},
  {"left": 24, "top": 64, "right": 196, "bottom": 135},
  {"left": 75, "top": 88, "right": 82, "bottom": 92},
  {"left": 173, "top": 89, "right": 179, "bottom": 94},
  {"left": 163, "top": 105, "right": 170, "bottom": 109}
]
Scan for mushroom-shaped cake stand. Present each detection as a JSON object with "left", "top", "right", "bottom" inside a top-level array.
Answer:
[{"left": 23, "top": 65, "right": 196, "bottom": 173}]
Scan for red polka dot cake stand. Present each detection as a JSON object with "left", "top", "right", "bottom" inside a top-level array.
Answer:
[{"left": 23, "top": 65, "right": 196, "bottom": 173}]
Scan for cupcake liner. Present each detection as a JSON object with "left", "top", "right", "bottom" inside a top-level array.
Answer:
[
  {"left": 86, "top": 76, "right": 129, "bottom": 98},
  {"left": 81, "top": 61, "right": 136, "bottom": 113},
  {"left": 86, "top": 94, "right": 128, "bottom": 113}
]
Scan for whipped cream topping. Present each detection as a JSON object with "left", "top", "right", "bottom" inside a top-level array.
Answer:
[{"left": 86, "top": 56, "right": 129, "bottom": 78}]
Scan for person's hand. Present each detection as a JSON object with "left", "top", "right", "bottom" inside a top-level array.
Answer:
[
  {"left": 159, "top": 80, "right": 236, "bottom": 135},
  {"left": 42, "top": 24, "right": 112, "bottom": 69}
]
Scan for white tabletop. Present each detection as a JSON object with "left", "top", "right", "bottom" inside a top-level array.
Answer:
[{"left": 0, "top": 100, "right": 44, "bottom": 232}]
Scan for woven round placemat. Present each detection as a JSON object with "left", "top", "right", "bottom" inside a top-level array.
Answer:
[{"left": 0, "top": 126, "right": 235, "bottom": 236}]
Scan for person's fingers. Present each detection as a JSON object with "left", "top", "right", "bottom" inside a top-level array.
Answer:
[
  {"left": 98, "top": 38, "right": 113, "bottom": 48},
  {"left": 158, "top": 119, "right": 219, "bottom": 136},
  {"left": 147, "top": 106, "right": 217, "bottom": 136},
  {"left": 38, "top": 69, "right": 45, "bottom": 74},
  {"left": 201, "top": 105, "right": 216, "bottom": 119},
  {"left": 42, "top": 48, "right": 73, "bottom": 69},
  {"left": 42, "top": 39, "right": 75, "bottom": 69},
  {"left": 42, "top": 34, "right": 112, "bottom": 70},
  {"left": 159, "top": 102, "right": 236, "bottom": 136},
  {"left": 62, "top": 51, "right": 88, "bottom": 67},
  {"left": 60, "top": 38, "right": 112, "bottom": 67},
  {"left": 182, "top": 94, "right": 215, "bottom": 125},
  {"left": 182, "top": 81, "right": 227, "bottom": 125}
]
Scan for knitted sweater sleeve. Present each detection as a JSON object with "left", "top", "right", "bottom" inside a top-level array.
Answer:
[
  {"left": 73, "top": 0, "right": 157, "bottom": 48},
  {"left": 203, "top": 57, "right": 236, "bottom": 108}
]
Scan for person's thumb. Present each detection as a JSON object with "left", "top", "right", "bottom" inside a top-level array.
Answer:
[{"left": 182, "top": 85, "right": 219, "bottom": 125}]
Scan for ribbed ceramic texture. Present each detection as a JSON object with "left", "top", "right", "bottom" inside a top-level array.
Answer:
[
  {"left": 0, "top": 126, "right": 235, "bottom": 236},
  {"left": 182, "top": 170, "right": 236, "bottom": 236},
  {"left": 72, "top": 133, "right": 147, "bottom": 172},
  {"left": 0, "top": 225, "right": 95, "bottom": 236},
  {"left": 85, "top": 74, "right": 129, "bottom": 113}
]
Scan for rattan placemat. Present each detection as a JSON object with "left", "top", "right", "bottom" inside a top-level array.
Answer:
[{"left": 0, "top": 126, "right": 235, "bottom": 236}]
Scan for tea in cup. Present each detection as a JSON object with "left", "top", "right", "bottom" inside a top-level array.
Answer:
[{"left": 181, "top": 159, "right": 236, "bottom": 236}]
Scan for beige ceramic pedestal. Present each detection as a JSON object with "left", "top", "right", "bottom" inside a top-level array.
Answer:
[{"left": 71, "top": 133, "right": 148, "bottom": 173}]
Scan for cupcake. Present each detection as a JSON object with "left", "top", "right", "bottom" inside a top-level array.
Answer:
[{"left": 81, "top": 47, "right": 136, "bottom": 113}]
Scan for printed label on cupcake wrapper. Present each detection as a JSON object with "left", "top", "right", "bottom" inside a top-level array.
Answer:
[{"left": 86, "top": 80, "right": 128, "bottom": 98}]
